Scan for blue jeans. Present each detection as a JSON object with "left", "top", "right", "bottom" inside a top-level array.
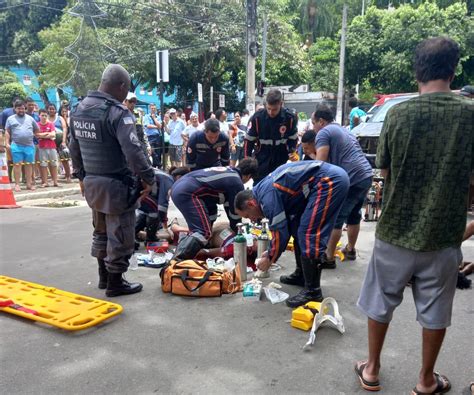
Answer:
[{"left": 334, "top": 176, "right": 372, "bottom": 229}]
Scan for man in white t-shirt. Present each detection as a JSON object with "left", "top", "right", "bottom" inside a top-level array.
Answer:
[
  {"left": 215, "top": 108, "right": 229, "bottom": 138},
  {"left": 181, "top": 112, "right": 199, "bottom": 166}
]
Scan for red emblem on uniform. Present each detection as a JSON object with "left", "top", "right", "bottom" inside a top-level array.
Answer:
[
  {"left": 216, "top": 147, "right": 222, "bottom": 153},
  {"left": 279, "top": 125, "right": 287, "bottom": 135}
]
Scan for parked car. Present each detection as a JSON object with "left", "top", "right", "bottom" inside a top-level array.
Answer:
[{"left": 353, "top": 94, "right": 417, "bottom": 167}]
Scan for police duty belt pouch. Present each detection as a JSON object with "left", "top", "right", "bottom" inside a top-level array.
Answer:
[{"left": 160, "top": 260, "right": 242, "bottom": 297}]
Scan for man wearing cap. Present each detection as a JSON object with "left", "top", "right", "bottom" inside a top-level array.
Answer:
[
  {"left": 167, "top": 108, "right": 186, "bottom": 167},
  {"left": 124, "top": 92, "right": 151, "bottom": 162}
]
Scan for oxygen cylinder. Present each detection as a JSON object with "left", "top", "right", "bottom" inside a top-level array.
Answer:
[
  {"left": 257, "top": 219, "right": 270, "bottom": 257},
  {"left": 234, "top": 223, "right": 247, "bottom": 281}
]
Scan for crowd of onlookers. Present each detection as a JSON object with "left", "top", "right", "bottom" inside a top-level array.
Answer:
[
  {"left": 122, "top": 92, "right": 252, "bottom": 171},
  {"left": 0, "top": 96, "right": 72, "bottom": 191}
]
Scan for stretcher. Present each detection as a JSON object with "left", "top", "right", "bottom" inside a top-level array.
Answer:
[{"left": 0, "top": 275, "right": 123, "bottom": 331}]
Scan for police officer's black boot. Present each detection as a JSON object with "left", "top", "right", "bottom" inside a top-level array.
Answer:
[
  {"left": 285, "top": 257, "right": 323, "bottom": 308},
  {"left": 106, "top": 273, "right": 143, "bottom": 297},
  {"left": 97, "top": 259, "right": 108, "bottom": 290},
  {"left": 280, "top": 249, "right": 305, "bottom": 286},
  {"left": 172, "top": 235, "right": 204, "bottom": 261}
]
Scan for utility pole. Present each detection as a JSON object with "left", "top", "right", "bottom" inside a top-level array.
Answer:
[
  {"left": 246, "top": 0, "right": 257, "bottom": 114},
  {"left": 261, "top": 13, "right": 268, "bottom": 81},
  {"left": 210, "top": 86, "right": 214, "bottom": 112},
  {"left": 362, "top": 0, "right": 365, "bottom": 16},
  {"left": 336, "top": 3, "right": 347, "bottom": 125}
]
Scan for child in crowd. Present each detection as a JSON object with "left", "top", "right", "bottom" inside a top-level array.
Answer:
[{"left": 35, "top": 109, "right": 59, "bottom": 187}]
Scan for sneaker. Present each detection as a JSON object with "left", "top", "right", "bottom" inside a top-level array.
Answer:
[
  {"left": 342, "top": 245, "right": 357, "bottom": 260},
  {"left": 321, "top": 253, "right": 336, "bottom": 269}
]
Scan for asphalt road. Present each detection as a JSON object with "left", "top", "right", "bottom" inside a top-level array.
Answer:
[{"left": 1, "top": 200, "right": 473, "bottom": 394}]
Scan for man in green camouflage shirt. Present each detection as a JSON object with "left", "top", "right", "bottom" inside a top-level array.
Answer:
[{"left": 355, "top": 37, "right": 474, "bottom": 394}]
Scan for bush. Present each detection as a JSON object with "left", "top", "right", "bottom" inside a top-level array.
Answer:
[{"left": 0, "top": 82, "right": 26, "bottom": 109}]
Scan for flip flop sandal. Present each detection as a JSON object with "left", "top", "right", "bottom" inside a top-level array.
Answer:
[
  {"left": 411, "top": 372, "right": 451, "bottom": 395},
  {"left": 354, "top": 361, "right": 381, "bottom": 392}
]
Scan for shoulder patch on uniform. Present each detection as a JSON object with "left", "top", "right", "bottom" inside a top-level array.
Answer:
[
  {"left": 130, "top": 133, "right": 140, "bottom": 144},
  {"left": 248, "top": 121, "right": 252, "bottom": 129},
  {"left": 187, "top": 147, "right": 192, "bottom": 154},
  {"left": 123, "top": 116, "right": 134, "bottom": 125}
]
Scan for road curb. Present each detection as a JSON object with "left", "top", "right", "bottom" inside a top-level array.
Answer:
[{"left": 14, "top": 186, "right": 81, "bottom": 202}]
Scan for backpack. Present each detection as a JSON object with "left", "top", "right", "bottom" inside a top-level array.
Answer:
[{"left": 160, "top": 260, "right": 242, "bottom": 297}]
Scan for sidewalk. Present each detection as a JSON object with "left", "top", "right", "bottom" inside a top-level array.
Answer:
[{"left": 12, "top": 178, "right": 80, "bottom": 202}]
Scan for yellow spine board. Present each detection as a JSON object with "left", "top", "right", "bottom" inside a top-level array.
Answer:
[{"left": 0, "top": 276, "right": 123, "bottom": 331}]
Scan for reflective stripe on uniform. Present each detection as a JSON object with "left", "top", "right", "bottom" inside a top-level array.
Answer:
[
  {"left": 302, "top": 183, "right": 310, "bottom": 198},
  {"left": 158, "top": 205, "right": 167, "bottom": 212},
  {"left": 195, "top": 172, "right": 241, "bottom": 183},
  {"left": 274, "top": 139, "right": 288, "bottom": 146},
  {"left": 191, "top": 232, "right": 208, "bottom": 244},
  {"left": 245, "top": 135, "right": 257, "bottom": 141},
  {"left": 273, "top": 161, "right": 322, "bottom": 182},
  {"left": 229, "top": 212, "right": 241, "bottom": 220},
  {"left": 288, "top": 133, "right": 298, "bottom": 140},
  {"left": 271, "top": 211, "right": 286, "bottom": 227}
]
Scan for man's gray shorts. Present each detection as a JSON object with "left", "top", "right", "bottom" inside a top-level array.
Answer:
[{"left": 357, "top": 238, "right": 461, "bottom": 329}]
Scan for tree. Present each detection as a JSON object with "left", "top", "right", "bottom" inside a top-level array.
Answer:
[
  {"left": 257, "top": 0, "right": 311, "bottom": 87},
  {"left": 307, "top": 37, "right": 339, "bottom": 91},
  {"left": 0, "top": 69, "right": 26, "bottom": 108},
  {"left": 0, "top": 0, "right": 68, "bottom": 61},
  {"left": 346, "top": 2, "right": 474, "bottom": 95}
]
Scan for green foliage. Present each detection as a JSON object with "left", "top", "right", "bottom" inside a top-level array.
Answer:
[
  {"left": 0, "top": 0, "right": 68, "bottom": 62},
  {"left": 346, "top": 2, "right": 473, "bottom": 94},
  {"left": 0, "top": 69, "right": 26, "bottom": 108},
  {"left": 256, "top": 5, "right": 311, "bottom": 86},
  {"left": 307, "top": 37, "right": 339, "bottom": 92},
  {"left": 0, "top": 76, "right": 26, "bottom": 108}
]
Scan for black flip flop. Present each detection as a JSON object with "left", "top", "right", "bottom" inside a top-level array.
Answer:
[
  {"left": 411, "top": 372, "right": 451, "bottom": 395},
  {"left": 354, "top": 361, "right": 382, "bottom": 392}
]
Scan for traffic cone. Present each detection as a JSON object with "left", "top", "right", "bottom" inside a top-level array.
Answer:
[{"left": 0, "top": 152, "right": 20, "bottom": 209}]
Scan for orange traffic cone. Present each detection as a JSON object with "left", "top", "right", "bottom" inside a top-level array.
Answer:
[{"left": 0, "top": 152, "right": 20, "bottom": 209}]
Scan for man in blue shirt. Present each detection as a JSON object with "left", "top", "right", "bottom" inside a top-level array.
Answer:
[
  {"left": 1, "top": 97, "right": 17, "bottom": 129},
  {"left": 167, "top": 108, "right": 186, "bottom": 167},
  {"left": 312, "top": 103, "right": 373, "bottom": 269},
  {"left": 348, "top": 97, "right": 367, "bottom": 130},
  {"left": 143, "top": 104, "right": 162, "bottom": 168},
  {"left": 187, "top": 119, "right": 230, "bottom": 170}
]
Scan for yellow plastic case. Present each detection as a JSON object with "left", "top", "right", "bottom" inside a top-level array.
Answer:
[
  {"left": 0, "top": 275, "right": 123, "bottom": 331},
  {"left": 291, "top": 301, "right": 328, "bottom": 331}
]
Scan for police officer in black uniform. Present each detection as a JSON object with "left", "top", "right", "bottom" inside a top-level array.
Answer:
[
  {"left": 69, "top": 64, "right": 155, "bottom": 297},
  {"left": 244, "top": 89, "right": 299, "bottom": 184},
  {"left": 186, "top": 118, "right": 230, "bottom": 170}
]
